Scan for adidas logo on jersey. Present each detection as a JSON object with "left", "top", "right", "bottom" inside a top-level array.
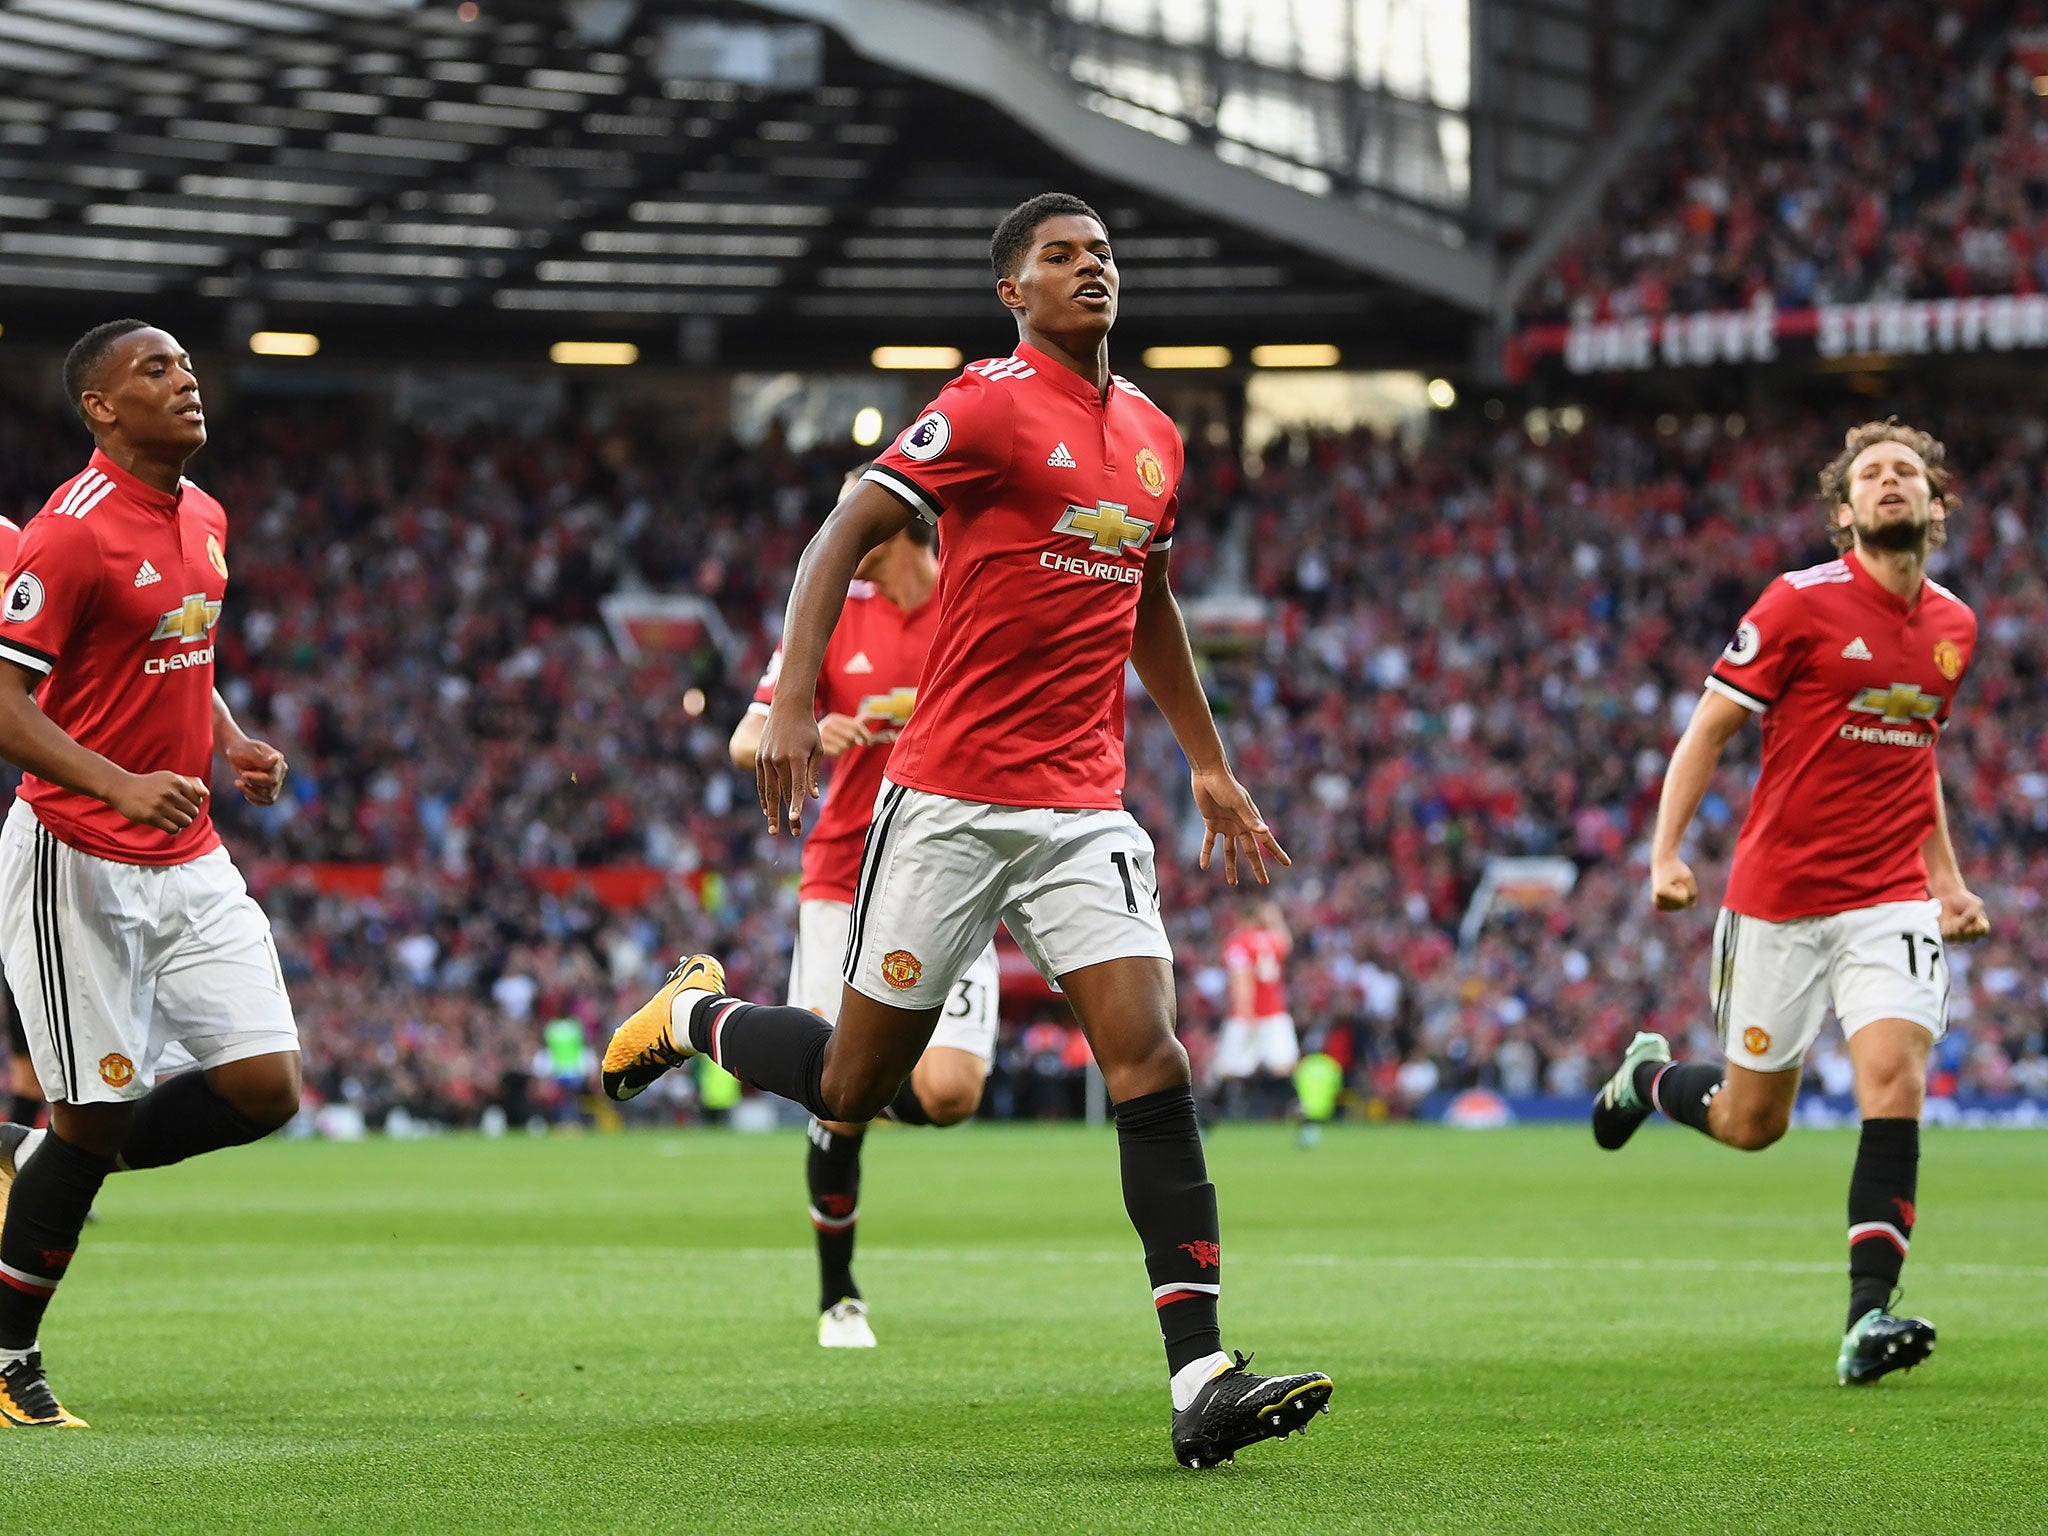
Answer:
[
  {"left": 843, "top": 651, "right": 874, "bottom": 674},
  {"left": 133, "top": 559, "right": 162, "bottom": 588},
  {"left": 1841, "top": 636, "right": 1872, "bottom": 661},
  {"left": 1047, "top": 442, "right": 1077, "bottom": 468}
]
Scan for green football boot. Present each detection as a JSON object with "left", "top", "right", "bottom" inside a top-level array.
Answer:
[{"left": 1591, "top": 1031, "right": 1672, "bottom": 1150}]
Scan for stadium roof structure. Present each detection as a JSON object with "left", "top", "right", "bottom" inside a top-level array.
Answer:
[{"left": 0, "top": 0, "right": 1750, "bottom": 370}]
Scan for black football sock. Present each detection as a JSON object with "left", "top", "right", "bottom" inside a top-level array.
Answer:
[
  {"left": 8, "top": 1093, "right": 39, "bottom": 1125},
  {"left": 1847, "top": 1117, "right": 1918, "bottom": 1329},
  {"left": 806, "top": 1119, "right": 865, "bottom": 1311},
  {"left": 1114, "top": 1086, "right": 1223, "bottom": 1377},
  {"left": 116, "top": 1071, "right": 283, "bottom": 1171},
  {"left": 0, "top": 1132, "right": 113, "bottom": 1350},
  {"left": 1643, "top": 1061, "right": 1722, "bottom": 1137},
  {"left": 884, "top": 1077, "right": 932, "bottom": 1126},
  {"left": 685, "top": 996, "right": 834, "bottom": 1119}
]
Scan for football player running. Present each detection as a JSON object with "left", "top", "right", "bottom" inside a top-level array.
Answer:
[
  {"left": 603, "top": 192, "right": 1331, "bottom": 1466},
  {"left": 1595, "top": 421, "right": 1986, "bottom": 1386},
  {"left": 728, "top": 471, "right": 1000, "bottom": 1350}
]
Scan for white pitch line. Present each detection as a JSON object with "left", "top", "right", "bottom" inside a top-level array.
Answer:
[{"left": 74, "top": 1242, "right": 2048, "bottom": 1281}]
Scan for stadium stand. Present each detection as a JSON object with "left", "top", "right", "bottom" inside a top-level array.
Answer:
[
  {"left": 1518, "top": 1, "right": 2039, "bottom": 324},
  {"left": 4, "top": 384, "right": 2039, "bottom": 1124}
]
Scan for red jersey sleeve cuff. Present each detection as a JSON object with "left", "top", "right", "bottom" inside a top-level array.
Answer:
[
  {"left": 0, "top": 638, "right": 54, "bottom": 676},
  {"left": 861, "top": 465, "right": 940, "bottom": 524},
  {"left": 1705, "top": 674, "right": 1769, "bottom": 713}
]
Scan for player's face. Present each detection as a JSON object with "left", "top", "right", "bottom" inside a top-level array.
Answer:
[
  {"left": 87, "top": 328, "right": 206, "bottom": 455},
  {"left": 1840, "top": 441, "right": 1938, "bottom": 553},
  {"left": 1000, "top": 215, "right": 1117, "bottom": 338}
]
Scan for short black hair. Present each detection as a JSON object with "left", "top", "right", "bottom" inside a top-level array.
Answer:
[
  {"left": 63, "top": 318, "right": 155, "bottom": 429},
  {"left": 989, "top": 192, "right": 1104, "bottom": 279}
]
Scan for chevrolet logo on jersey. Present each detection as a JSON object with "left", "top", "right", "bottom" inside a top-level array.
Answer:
[
  {"left": 1848, "top": 683, "right": 1942, "bottom": 725},
  {"left": 152, "top": 593, "right": 222, "bottom": 645},
  {"left": 857, "top": 687, "right": 916, "bottom": 727},
  {"left": 1055, "top": 500, "right": 1153, "bottom": 555}
]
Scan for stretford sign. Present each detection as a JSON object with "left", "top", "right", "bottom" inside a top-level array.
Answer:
[{"left": 1508, "top": 293, "right": 2048, "bottom": 377}]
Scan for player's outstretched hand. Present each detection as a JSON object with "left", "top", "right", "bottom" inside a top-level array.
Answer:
[
  {"left": 757, "top": 704, "right": 823, "bottom": 836},
  {"left": 1651, "top": 855, "right": 1697, "bottom": 911},
  {"left": 1191, "top": 765, "right": 1290, "bottom": 887},
  {"left": 111, "top": 770, "right": 209, "bottom": 833},
  {"left": 1935, "top": 884, "right": 1991, "bottom": 943},
  {"left": 226, "top": 737, "right": 289, "bottom": 806},
  {"left": 816, "top": 712, "right": 873, "bottom": 758}
]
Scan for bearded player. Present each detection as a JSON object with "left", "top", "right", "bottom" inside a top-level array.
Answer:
[
  {"left": 729, "top": 473, "right": 1000, "bottom": 1350},
  {"left": 604, "top": 192, "right": 1332, "bottom": 1467},
  {"left": 0, "top": 321, "right": 299, "bottom": 1428},
  {"left": 1594, "top": 421, "right": 1985, "bottom": 1387}
]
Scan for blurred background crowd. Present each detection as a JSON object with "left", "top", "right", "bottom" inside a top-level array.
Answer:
[
  {"left": 4, "top": 378, "right": 2042, "bottom": 1127},
  {"left": 1518, "top": 0, "right": 2048, "bottom": 323},
  {"left": 8, "top": 0, "right": 2048, "bottom": 1127}
]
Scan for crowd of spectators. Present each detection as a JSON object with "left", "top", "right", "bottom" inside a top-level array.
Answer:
[
  {"left": 1, "top": 376, "right": 2045, "bottom": 1125},
  {"left": 1518, "top": 1, "right": 2048, "bottom": 325}
]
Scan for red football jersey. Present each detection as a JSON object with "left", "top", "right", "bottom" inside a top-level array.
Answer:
[
  {"left": 1707, "top": 553, "right": 1976, "bottom": 921},
  {"left": 862, "top": 344, "right": 1183, "bottom": 809},
  {"left": 753, "top": 580, "right": 940, "bottom": 903},
  {"left": 0, "top": 516, "right": 19, "bottom": 578},
  {"left": 0, "top": 450, "right": 228, "bottom": 865},
  {"left": 1224, "top": 926, "right": 1290, "bottom": 1018}
]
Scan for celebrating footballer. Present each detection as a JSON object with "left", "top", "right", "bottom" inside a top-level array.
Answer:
[{"left": 1594, "top": 420, "right": 1985, "bottom": 1386}]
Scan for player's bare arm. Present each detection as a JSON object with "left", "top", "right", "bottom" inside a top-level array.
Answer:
[
  {"left": 1129, "top": 550, "right": 1287, "bottom": 887},
  {"left": 1649, "top": 687, "right": 1751, "bottom": 910},
  {"left": 212, "top": 688, "right": 287, "bottom": 807},
  {"left": 0, "top": 659, "right": 206, "bottom": 832},
  {"left": 757, "top": 481, "right": 912, "bottom": 834},
  {"left": 1923, "top": 778, "right": 1989, "bottom": 942}
]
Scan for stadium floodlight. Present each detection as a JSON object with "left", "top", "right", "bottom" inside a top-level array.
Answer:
[
  {"left": 550, "top": 341, "right": 639, "bottom": 366},
  {"left": 851, "top": 407, "right": 884, "bottom": 446},
  {"left": 1250, "top": 344, "right": 1341, "bottom": 368},
  {"left": 248, "top": 332, "right": 320, "bottom": 357},
  {"left": 1142, "top": 346, "right": 1231, "bottom": 370},
  {"left": 871, "top": 346, "right": 962, "bottom": 370},
  {"left": 1426, "top": 377, "right": 1456, "bottom": 409}
]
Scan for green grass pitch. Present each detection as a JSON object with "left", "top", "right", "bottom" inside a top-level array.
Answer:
[{"left": 8, "top": 1122, "right": 2043, "bottom": 1533}]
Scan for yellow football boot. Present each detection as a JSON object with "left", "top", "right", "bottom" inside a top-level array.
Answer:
[
  {"left": 601, "top": 953, "right": 726, "bottom": 1101},
  {"left": 0, "top": 1352, "right": 87, "bottom": 1429}
]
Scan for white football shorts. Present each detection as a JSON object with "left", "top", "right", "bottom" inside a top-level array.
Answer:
[
  {"left": 1710, "top": 899, "right": 1949, "bottom": 1074},
  {"left": 1214, "top": 1013, "right": 1301, "bottom": 1079},
  {"left": 842, "top": 780, "right": 1173, "bottom": 1011},
  {"left": 0, "top": 801, "right": 300, "bottom": 1104},
  {"left": 789, "top": 896, "right": 1000, "bottom": 1061}
]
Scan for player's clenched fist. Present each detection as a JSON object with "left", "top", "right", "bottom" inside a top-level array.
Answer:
[
  {"left": 227, "top": 736, "right": 289, "bottom": 806},
  {"left": 1934, "top": 884, "right": 1990, "bottom": 943},
  {"left": 757, "top": 702, "right": 823, "bottom": 835},
  {"left": 1651, "top": 855, "right": 1698, "bottom": 911},
  {"left": 111, "top": 770, "right": 210, "bottom": 833},
  {"left": 816, "top": 712, "right": 872, "bottom": 758}
]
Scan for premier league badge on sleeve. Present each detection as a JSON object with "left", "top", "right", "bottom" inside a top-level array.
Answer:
[
  {"left": 898, "top": 411, "right": 951, "bottom": 462},
  {"left": 5, "top": 572, "right": 43, "bottom": 623},
  {"left": 1722, "top": 620, "right": 1760, "bottom": 666}
]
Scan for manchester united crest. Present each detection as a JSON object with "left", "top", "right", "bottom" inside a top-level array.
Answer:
[
  {"left": 1933, "top": 638, "right": 1963, "bottom": 681},
  {"left": 1134, "top": 446, "right": 1167, "bottom": 498},
  {"left": 880, "top": 950, "right": 923, "bottom": 990},
  {"left": 206, "top": 532, "right": 229, "bottom": 579},
  {"left": 99, "top": 1053, "right": 135, "bottom": 1088},
  {"left": 1741, "top": 1026, "right": 1771, "bottom": 1057}
]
